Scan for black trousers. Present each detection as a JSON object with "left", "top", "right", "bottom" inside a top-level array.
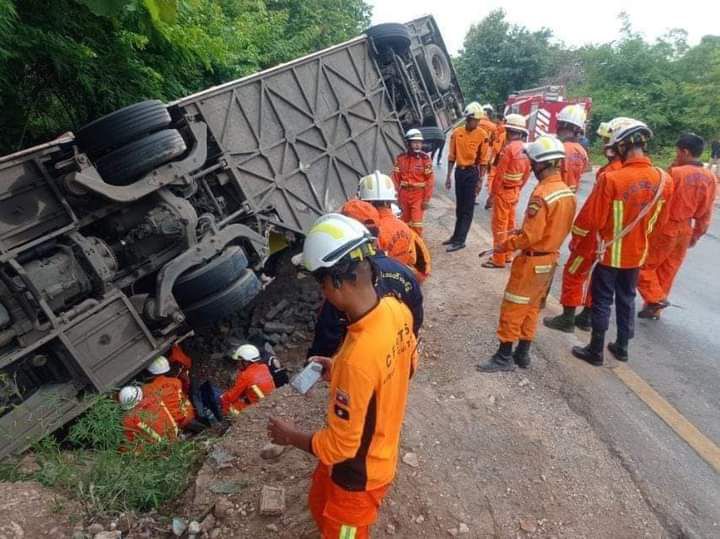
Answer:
[
  {"left": 590, "top": 264, "right": 639, "bottom": 343},
  {"left": 451, "top": 166, "right": 480, "bottom": 244}
]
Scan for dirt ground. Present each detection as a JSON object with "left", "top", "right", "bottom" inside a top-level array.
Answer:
[
  {"left": 178, "top": 197, "right": 667, "bottom": 539},
  {"left": 0, "top": 196, "right": 670, "bottom": 538}
]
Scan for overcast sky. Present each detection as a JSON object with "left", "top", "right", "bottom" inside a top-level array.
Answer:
[{"left": 370, "top": 0, "right": 720, "bottom": 54}]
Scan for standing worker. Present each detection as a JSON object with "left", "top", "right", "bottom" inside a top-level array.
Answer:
[
  {"left": 485, "top": 114, "right": 508, "bottom": 210},
  {"left": 358, "top": 171, "right": 417, "bottom": 267},
  {"left": 571, "top": 120, "right": 673, "bottom": 365},
  {"left": 268, "top": 214, "right": 416, "bottom": 539},
  {"left": 444, "top": 102, "right": 491, "bottom": 252},
  {"left": 478, "top": 104, "right": 498, "bottom": 208},
  {"left": 477, "top": 136, "right": 576, "bottom": 372},
  {"left": 482, "top": 114, "right": 531, "bottom": 268},
  {"left": 544, "top": 117, "right": 627, "bottom": 332},
  {"left": 220, "top": 343, "right": 275, "bottom": 416},
  {"left": 392, "top": 129, "right": 435, "bottom": 236},
  {"left": 556, "top": 104, "right": 589, "bottom": 193},
  {"left": 637, "top": 133, "right": 716, "bottom": 319}
]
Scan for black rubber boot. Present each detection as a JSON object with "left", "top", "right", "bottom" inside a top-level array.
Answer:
[
  {"left": 543, "top": 306, "right": 576, "bottom": 333},
  {"left": 574, "top": 307, "right": 592, "bottom": 331},
  {"left": 572, "top": 331, "right": 605, "bottom": 366},
  {"left": 638, "top": 301, "right": 668, "bottom": 320},
  {"left": 513, "top": 340, "right": 532, "bottom": 369},
  {"left": 442, "top": 237, "right": 457, "bottom": 246},
  {"left": 477, "top": 342, "right": 515, "bottom": 372},
  {"left": 607, "top": 342, "right": 629, "bottom": 362}
]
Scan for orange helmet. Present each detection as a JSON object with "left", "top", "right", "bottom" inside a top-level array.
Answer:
[{"left": 341, "top": 199, "right": 381, "bottom": 236}]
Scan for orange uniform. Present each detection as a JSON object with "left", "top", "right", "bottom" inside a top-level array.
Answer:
[
  {"left": 341, "top": 199, "right": 381, "bottom": 234},
  {"left": 581, "top": 155, "right": 673, "bottom": 269},
  {"left": 123, "top": 396, "right": 178, "bottom": 448},
  {"left": 412, "top": 231, "right": 431, "bottom": 283},
  {"left": 447, "top": 124, "right": 491, "bottom": 167},
  {"left": 392, "top": 151, "right": 435, "bottom": 235},
  {"left": 219, "top": 363, "right": 275, "bottom": 416},
  {"left": 638, "top": 162, "right": 716, "bottom": 304},
  {"left": 168, "top": 344, "right": 192, "bottom": 394},
  {"left": 496, "top": 173, "right": 576, "bottom": 342},
  {"left": 486, "top": 121, "right": 507, "bottom": 194},
  {"left": 560, "top": 159, "right": 623, "bottom": 307},
  {"left": 376, "top": 207, "right": 417, "bottom": 268},
  {"left": 310, "top": 296, "right": 415, "bottom": 538},
  {"left": 142, "top": 375, "right": 195, "bottom": 428},
  {"left": 490, "top": 140, "right": 532, "bottom": 266},
  {"left": 561, "top": 141, "right": 589, "bottom": 193}
]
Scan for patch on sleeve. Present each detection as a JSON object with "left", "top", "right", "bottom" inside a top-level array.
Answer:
[
  {"left": 335, "top": 389, "right": 350, "bottom": 407},
  {"left": 527, "top": 197, "right": 544, "bottom": 217},
  {"left": 334, "top": 404, "right": 350, "bottom": 421}
]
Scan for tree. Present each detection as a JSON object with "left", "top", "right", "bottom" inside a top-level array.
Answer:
[{"left": 455, "top": 9, "right": 560, "bottom": 108}]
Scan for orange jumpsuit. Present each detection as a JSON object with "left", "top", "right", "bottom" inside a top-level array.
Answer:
[
  {"left": 561, "top": 141, "right": 589, "bottom": 193},
  {"left": 168, "top": 344, "right": 193, "bottom": 394},
  {"left": 142, "top": 375, "right": 195, "bottom": 428},
  {"left": 123, "top": 396, "right": 179, "bottom": 448},
  {"left": 490, "top": 140, "right": 531, "bottom": 266},
  {"left": 341, "top": 199, "right": 381, "bottom": 235},
  {"left": 582, "top": 155, "right": 673, "bottom": 269},
  {"left": 310, "top": 296, "right": 416, "bottom": 539},
  {"left": 487, "top": 123, "right": 507, "bottom": 194},
  {"left": 496, "top": 173, "right": 576, "bottom": 342},
  {"left": 478, "top": 118, "right": 498, "bottom": 193},
  {"left": 219, "top": 363, "right": 275, "bottom": 416},
  {"left": 560, "top": 159, "right": 623, "bottom": 307},
  {"left": 376, "top": 207, "right": 417, "bottom": 268},
  {"left": 412, "top": 231, "right": 432, "bottom": 283},
  {"left": 392, "top": 151, "right": 435, "bottom": 236},
  {"left": 638, "top": 162, "right": 716, "bottom": 304}
]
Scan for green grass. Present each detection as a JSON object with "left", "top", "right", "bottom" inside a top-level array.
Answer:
[{"left": 0, "top": 396, "right": 204, "bottom": 514}]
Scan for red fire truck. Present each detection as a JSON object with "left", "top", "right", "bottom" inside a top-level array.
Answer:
[{"left": 504, "top": 85, "right": 592, "bottom": 141}]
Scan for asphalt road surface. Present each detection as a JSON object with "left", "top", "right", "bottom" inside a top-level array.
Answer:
[{"left": 433, "top": 159, "right": 720, "bottom": 537}]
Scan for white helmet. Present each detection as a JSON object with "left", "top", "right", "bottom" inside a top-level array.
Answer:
[
  {"left": 504, "top": 113, "right": 528, "bottom": 135},
  {"left": 404, "top": 128, "right": 423, "bottom": 141},
  {"left": 463, "top": 101, "right": 485, "bottom": 120},
  {"left": 524, "top": 135, "right": 566, "bottom": 163},
  {"left": 302, "top": 213, "right": 373, "bottom": 272},
  {"left": 607, "top": 117, "right": 634, "bottom": 136},
  {"left": 391, "top": 203, "right": 402, "bottom": 218},
  {"left": 608, "top": 119, "right": 653, "bottom": 147},
  {"left": 358, "top": 170, "right": 397, "bottom": 202},
  {"left": 119, "top": 386, "right": 143, "bottom": 410},
  {"left": 230, "top": 343, "right": 261, "bottom": 362},
  {"left": 147, "top": 355, "right": 170, "bottom": 375},
  {"left": 482, "top": 103, "right": 494, "bottom": 114},
  {"left": 596, "top": 122, "right": 611, "bottom": 139},
  {"left": 557, "top": 104, "right": 587, "bottom": 130}
]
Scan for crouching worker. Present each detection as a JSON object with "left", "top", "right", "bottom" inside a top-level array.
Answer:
[
  {"left": 142, "top": 356, "right": 204, "bottom": 433},
  {"left": 119, "top": 386, "right": 178, "bottom": 450},
  {"left": 268, "top": 213, "right": 416, "bottom": 539},
  {"left": 220, "top": 343, "right": 276, "bottom": 417},
  {"left": 477, "top": 136, "right": 576, "bottom": 372}
]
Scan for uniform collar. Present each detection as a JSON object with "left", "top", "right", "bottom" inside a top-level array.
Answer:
[
  {"left": 539, "top": 172, "right": 563, "bottom": 185},
  {"left": 622, "top": 155, "right": 653, "bottom": 167}
]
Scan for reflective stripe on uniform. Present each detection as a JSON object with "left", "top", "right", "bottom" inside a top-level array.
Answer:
[
  {"left": 400, "top": 181, "right": 426, "bottom": 188},
  {"left": 544, "top": 189, "right": 575, "bottom": 204},
  {"left": 503, "top": 172, "right": 525, "bottom": 182},
  {"left": 250, "top": 385, "right": 265, "bottom": 400},
  {"left": 571, "top": 225, "right": 588, "bottom": 237},
  {"left": 504, "top": 291, "right": 530, "bottom": 304},
  {"left": 534, "top": 264, "right": 553, "bottom": 274},
  {"left": 160, "top": 401, "right": 179, "bottom": 436},
  {"left": 339, "top": 525, "right": 357, "bottom": 539},
  {"left": 137, "top": 421, "right": 163, "bottom": 442},
  {"left": 568, "top": 255, "right": 584, "bottom": 274},
  {"left": 641, "top": 200, "right": 666, "bottom": 265},
  {"left": 611, "top": 200, "right": 624, "bottom": 267}
]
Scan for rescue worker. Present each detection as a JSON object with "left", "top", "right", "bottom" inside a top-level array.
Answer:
[
  {"left": 556, "top": 104, "right": 589, "bottom": 193},
  {"left": 168, "top": 343, "right": 193, "bottom": 394},
  {"left": 544, "top": 117, "right": 628, "bottom": 332},
  {"left": 572, "top": 120, "right": 673, "bottom": 365},
  {"left": 392, "top": 128, "right": 435, "bottom": 236},
  {"left": 219, "top": 343, "right": 275, "bottom": 416},
  {"left": 478, "top": 104, "right": 498, "bottom": 208},
  {"left": 482, "top": 113, "right": 531, "bottom": 268},
  {"left": 120, "top": 386, "right": 178, "bottom": 448},
  {"left": 637, "top": 133, "right": 716, "bottom": 319},
  {"left": 358, "top": 171, "right": 417, "bottom": 267},
  {"left": 268, "top": 213, "right": 416, "bottom": 539},
  {"left": 141, "top": 356, "right": 197, "bottom": 429},
  {"left": 477, "top": 136, "right": 576, "bottom": 372},
  {"left": 485, "top": 114, "right": 508, "bottom": 209},
  {"left": 444, "top": 102, "right": 492, "bottom": 252}
]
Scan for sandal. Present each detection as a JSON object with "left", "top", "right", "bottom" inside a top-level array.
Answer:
[{"left": 481, "top": 260, "right": 504, "bottom": 269}]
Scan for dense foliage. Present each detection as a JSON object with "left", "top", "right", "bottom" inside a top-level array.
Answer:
[
  {"left": 456, "top": 9, "right": 720, "bottom": 151},
  {"left": 0, "top": 0, "right": 371, "bottom": 154}
]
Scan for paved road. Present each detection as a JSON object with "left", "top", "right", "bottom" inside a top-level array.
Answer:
[{"left": 432, "top": 160, "right": 720, "bottom": 536}]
